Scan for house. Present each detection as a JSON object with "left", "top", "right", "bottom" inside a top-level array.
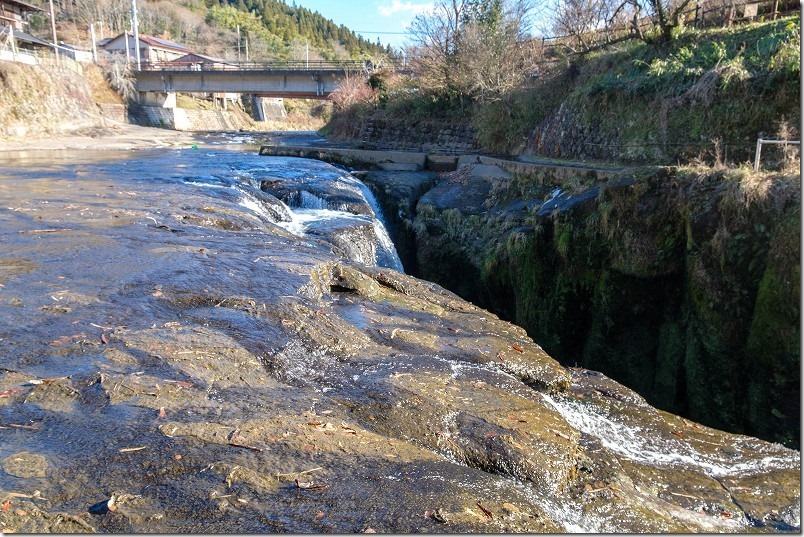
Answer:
[
  {"left": 0, "top": 0, "right": 40, "bottom": 32},
  {"left": 169, "top": 52, "right": 236, "bottom": 70},
  {"left": 0, "top": 25, "right": 51, "bottom": 64},
  {"left": 1, "top": 25, "right": 50, "bottom": 51},
  {"left": 101, "top": 32, "right": 191, "bottom": 64}
]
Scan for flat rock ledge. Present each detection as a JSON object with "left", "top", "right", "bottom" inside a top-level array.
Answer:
[{"left": 0, "top": 157, "right": 798, "bottom": 533}]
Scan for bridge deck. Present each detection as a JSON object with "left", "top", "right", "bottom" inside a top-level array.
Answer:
[{"left": 135, "top": 60, "right": 405, "bottom": 97}]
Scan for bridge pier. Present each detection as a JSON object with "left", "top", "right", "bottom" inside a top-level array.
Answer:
[
  {"left": 250, "top": 96, "right": 286, "bottom": 121},
  {"left": 138, "top": 91, "right": 176, "bottom": 108}
]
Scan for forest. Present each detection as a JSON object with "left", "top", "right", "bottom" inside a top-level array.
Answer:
[{"left": 25, "top": 0, "right": 393, "bottom": 62}]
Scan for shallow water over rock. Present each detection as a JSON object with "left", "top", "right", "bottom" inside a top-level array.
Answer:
[{"left": 0, "top": 148, "right": 798, "bottom": 533}]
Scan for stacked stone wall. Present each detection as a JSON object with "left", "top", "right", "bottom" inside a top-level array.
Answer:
[{"left": 357, "top": 117, "right": 478, "bottom": 153}]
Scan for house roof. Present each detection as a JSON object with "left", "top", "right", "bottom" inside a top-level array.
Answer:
[
  {"left": 138, "top": 35, "right": 191, "bottom": 53},
  {"left": 173, "top": 52, "right": 233, "bottom": 65},
  {"left": 102, "top": 33, "right": 192, "bottom": 54},
  {"left": 0, "top": 24, "right": 52, "bottom": 47},
  {"left": 0, "top": 0, "right": 42, "bottom": 12}
]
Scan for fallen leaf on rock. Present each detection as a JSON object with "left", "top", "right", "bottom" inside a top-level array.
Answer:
[
  {"left": 295, "top": 479, "right": 326, "bottom": 491},
  {"left": 512, "top": 345, "right": 524, "bottom": 353},
  {"left": 314, "top": 422, "right": 336, "bottom": 432},
  {"left": 28, "top": 376, "right": 71, "bottom": 385},
  {"left": 682, "top": 418, "right": 701, "bottom": 429},
  {"left": 119, "top": 446, "right": 147, "bottom": 453},
  {"left": 228, "top": 442, "right": 264, "bottom": 452},
  {"left": 1, "top": 500, "right": 11, "bottom": 512},
  {"left": 476, "top": 501, "right": 494, "bottom": 518},
  {"left": 164, "top": 380, "right": 193, "bottom": 388},
  {"left": 50, "top": 334, "right": 86, "bottom": 346},
  {"left": 19, "top": 228, "right": 72, "bottom": 234},
  {"left": 0, "top": 389, "right": 21, "bottom": 398}
]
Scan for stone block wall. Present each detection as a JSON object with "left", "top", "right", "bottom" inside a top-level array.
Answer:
[
  {"left": 97, "top": 103, "right": 129, "bottom": 123},
  {"left": 357, "top": 117, "right": 478, "bottom": 153}
]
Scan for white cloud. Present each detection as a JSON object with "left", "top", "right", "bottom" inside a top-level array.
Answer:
[{"left": 377, "top": 0, "right": 434, "bottom": 17}]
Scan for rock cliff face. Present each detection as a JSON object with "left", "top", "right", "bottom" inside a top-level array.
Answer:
[
  {"left": 362, "top": 163, "right": 800, "bottom": 449},
  {"left": 0, "top": 61, "right": 100, "bottom": 136},
  {"left": 0, "top": 151, "right": 797, "bottom": 533}
]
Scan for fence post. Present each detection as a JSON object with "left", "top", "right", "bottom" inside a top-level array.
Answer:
[{"left": 754, "top": 138, "right": 763, "bottom": 172}]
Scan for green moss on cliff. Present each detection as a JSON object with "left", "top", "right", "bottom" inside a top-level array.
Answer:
[{"left": 412, "top": 166, "right": 800, "bottom": 448}]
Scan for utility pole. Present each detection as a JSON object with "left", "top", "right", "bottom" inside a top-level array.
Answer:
[
  {"left": 237, "top": 24, "right": 241, "bottom": 63},
  {"left": 305, "top": 39, "right": 308, "bottom": 68},
  {"left": 48, "top": 0, "right": 58, "bottom": 61},
  {"left": 90, "top": 23, "right": 97, "bottom": 63},
  {"left": 131, "top": 0, "right": 141, "bottom": 70},
  {"left": 9, "top": 25, "right": 17, "bottom": 59}
]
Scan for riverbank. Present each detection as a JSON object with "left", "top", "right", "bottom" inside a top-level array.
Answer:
[
  {"left": 0, "top": 125, "right": 341, "bottom": 154},
  {"left": 0, "top": 123, "right": 201, "bottom": 153}
]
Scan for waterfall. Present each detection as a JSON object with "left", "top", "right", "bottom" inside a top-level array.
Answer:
[{"left": 232, "top": 158, "right": 405, "bottom": 272}]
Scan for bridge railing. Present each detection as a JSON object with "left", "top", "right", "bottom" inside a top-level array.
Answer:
[{"left": 139, "top": 59, "right": 377, "bottom": 72}]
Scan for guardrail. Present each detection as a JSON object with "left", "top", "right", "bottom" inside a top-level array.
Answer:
[
  {"left": 138, "top": 59, "right": 398, "bottom": 72},
  {"left": 754, "top": 138, "right": 800, "bottom": 171}
]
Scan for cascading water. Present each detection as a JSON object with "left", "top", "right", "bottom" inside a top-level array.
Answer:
[{"left": 198, "top": 155, "right": 405, "bottom": 272}]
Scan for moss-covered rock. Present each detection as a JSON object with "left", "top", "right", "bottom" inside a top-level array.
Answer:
[{"left": 407, "top": 164, "right": 800, "bottom": 448}]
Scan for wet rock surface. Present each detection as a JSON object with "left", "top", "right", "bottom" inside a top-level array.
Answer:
[
  {"left": 388, "top": 162, "right": 800, "bottom": 449},
  {"left": 0, "top": 149, "right": 798, "bottom": 533}
]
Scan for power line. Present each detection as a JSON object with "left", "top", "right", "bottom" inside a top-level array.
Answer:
[{"left": 351, "top": 30, "right": 410, "bottom": 35}]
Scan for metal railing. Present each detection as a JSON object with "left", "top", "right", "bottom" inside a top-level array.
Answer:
[
  {"left": 754, "top": 138, "right": 800, "bottom": 171},
  {"left": 137, "top": 59, "right": 399, "bottom": 72}
]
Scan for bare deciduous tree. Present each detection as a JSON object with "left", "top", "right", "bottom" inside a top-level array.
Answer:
[
  {"left": 99, "top": 50, "right": 135, "bottom": 100},
  {"left": 407, "top": 0, "right": 536, "bottom": 101},
  {"left": 551, "top": 0, "right": 623, "bottom": 52}
]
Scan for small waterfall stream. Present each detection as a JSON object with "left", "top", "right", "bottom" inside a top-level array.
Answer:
[{"left": 193, "top": 154, "right": 405, "bottom": 272}]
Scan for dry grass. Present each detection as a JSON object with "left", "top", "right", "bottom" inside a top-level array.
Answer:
[{"left": 82, "top": 64, "right": 124, "bottom": 105}]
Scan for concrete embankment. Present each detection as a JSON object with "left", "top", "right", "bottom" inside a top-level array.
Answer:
[{"left": 259, "top": 144, "right": 636, "bottom": 180}]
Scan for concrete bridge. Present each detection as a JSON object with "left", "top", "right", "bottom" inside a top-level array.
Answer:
[{"left": 134, "top": 60, "right": 375, "bottom": 100}]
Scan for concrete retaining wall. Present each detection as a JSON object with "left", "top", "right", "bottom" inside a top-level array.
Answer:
[{"left": 127, "top": 104, "right": 251, "bottom": 131}]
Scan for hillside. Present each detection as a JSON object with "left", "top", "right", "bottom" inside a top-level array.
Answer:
[
  {"left": 327, "top": 15, "right": 800, "bottom": 167},
  {"left": 524, "top": 15, "right": 801, "bottom": 165},
  {"left": 25, "top": 0, "right": 392, "bottom": 63}
]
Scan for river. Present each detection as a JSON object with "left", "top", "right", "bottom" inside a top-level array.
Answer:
[{"left": 0, "top": 142, "right": 799, "bottom": 533}]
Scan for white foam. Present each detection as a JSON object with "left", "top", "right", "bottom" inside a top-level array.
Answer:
[{"left": 541, "top": 393, "right": 797, "bottom": 477}]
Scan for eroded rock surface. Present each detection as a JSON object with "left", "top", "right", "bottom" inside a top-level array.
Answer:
[{"left": 0, "top": 150, "right": 798, "bottom": 533}]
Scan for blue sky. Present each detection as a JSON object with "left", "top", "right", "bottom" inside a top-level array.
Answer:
[{"left": 294, "top": 0, "right": 434, "bottom": 49}]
